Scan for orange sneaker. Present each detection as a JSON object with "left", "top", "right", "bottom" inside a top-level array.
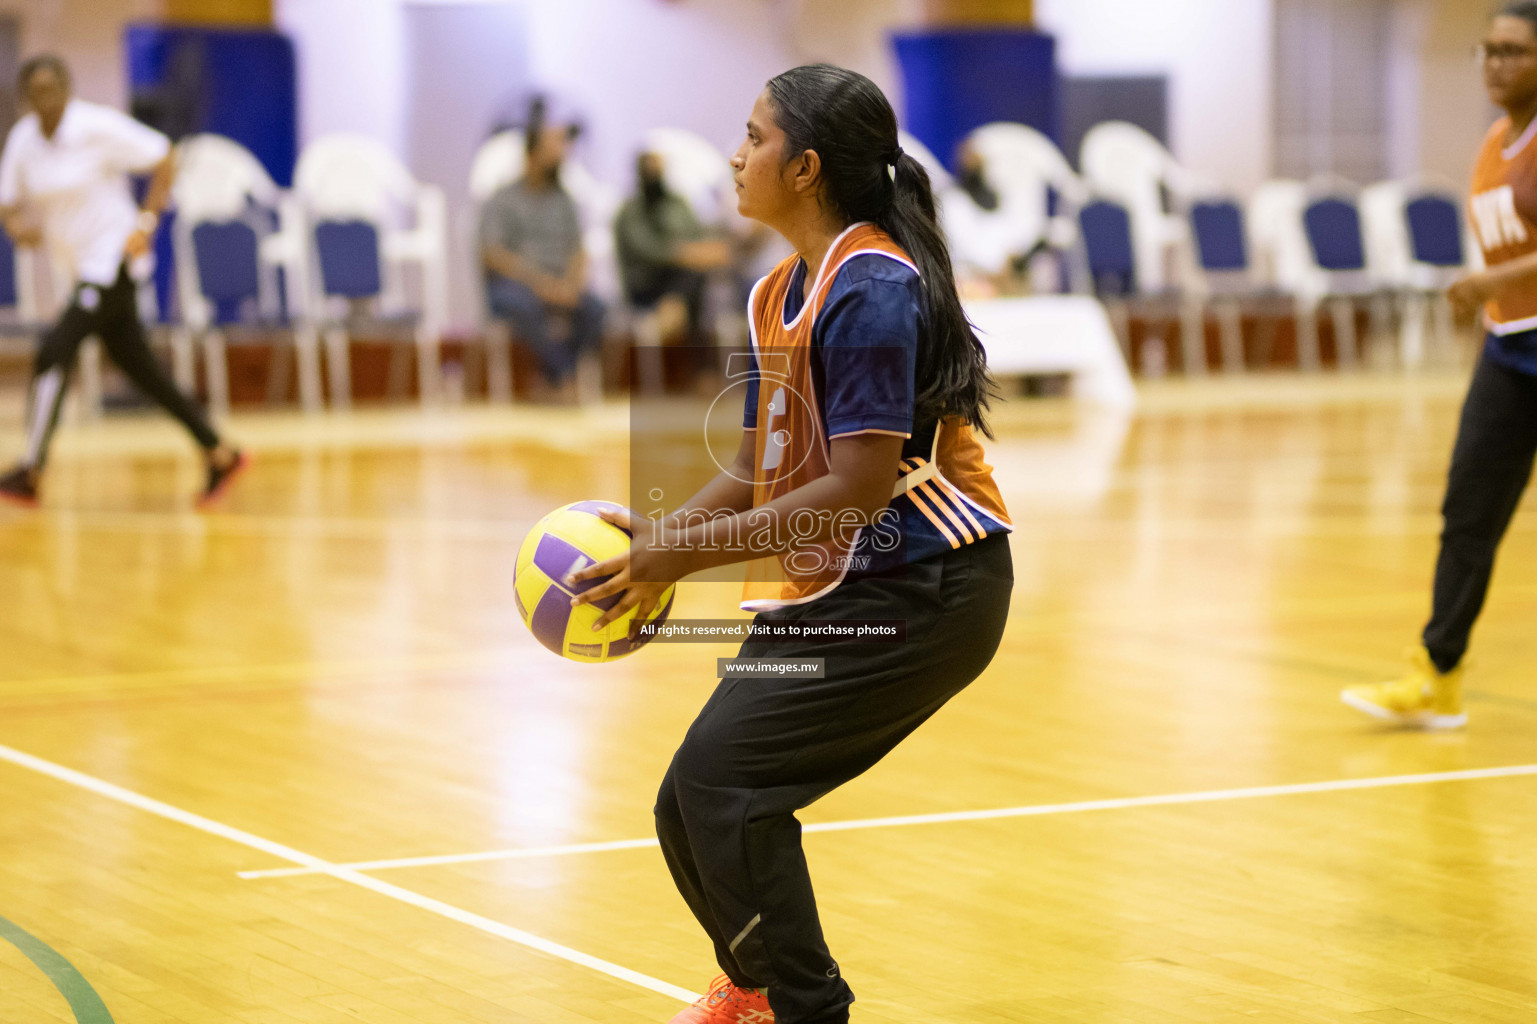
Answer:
[{"left": 667, "top": 974, "right": 774, "bottom": 1024}]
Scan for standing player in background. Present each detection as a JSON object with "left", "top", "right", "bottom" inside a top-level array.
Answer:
[
  {"left": 569, "top": 65, "right": 1013, "bottom": 1024},
  {"left": 0, "top": 55, "right": 245, "bottom": 508},
  {"left": 1343, "top": 2, "right": 1537, "bottom": 729}
]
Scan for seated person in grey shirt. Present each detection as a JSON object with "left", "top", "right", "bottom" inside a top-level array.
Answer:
[
  {"left": 480, "top": 107, "right": 604, "bottom": 396},
  {"left": 614, "top": 151, "right": 731, "bottom": 344}
]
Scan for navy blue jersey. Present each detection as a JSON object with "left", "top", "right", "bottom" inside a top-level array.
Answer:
[{"left": 739, "top": 226, "right": 1010, "bottom": 609}]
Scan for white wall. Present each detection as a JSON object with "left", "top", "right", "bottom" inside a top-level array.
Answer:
[
  {"left": 275, "top": 0, "right": 409, "bottom": 159},
  {"left": 274, "top": 0, "right": 922, "bottom": 328},
  {"left": 1036, "top": 0, "right": 1274, "bottom": 193}
]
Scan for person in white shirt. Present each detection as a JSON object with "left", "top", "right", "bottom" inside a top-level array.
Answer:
[{"left": 0, "top": 55, "right": 245, "bottom": 508}]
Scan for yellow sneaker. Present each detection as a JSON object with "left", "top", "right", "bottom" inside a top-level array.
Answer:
[{"left": 1341, "top": 647, "right": 1466, "bottom": 729}]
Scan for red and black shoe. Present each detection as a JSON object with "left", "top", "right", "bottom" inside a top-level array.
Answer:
[
  {"left": 197, "top": 449, "right": 249, "bottom": 509},
  {"left": 0, "top": 465, "right": 39, "bottom": 509},
  {"left": 666, "top": 974, "right": 773, "bottom": 1024}
]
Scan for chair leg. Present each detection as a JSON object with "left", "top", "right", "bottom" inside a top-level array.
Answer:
[
  {"left": 1329, "top": 297, "right": 1357, "bottom": 369},
  {"left": 1216, "top": 299, "right": 1245, "bottom": 374},
  {"left": 1399, "top": 291, "right": 1428, "bottom": 369},
  {"left": 324, "top": 327, "right": 352, "bottom": 410},
  {"left": 415, "top": 326, "right": 441, "bottom": 406},
  {"left": 266, "top": 342, "right": 293, "bottom": 405},
  {"left": 1105, "top": 300, "right": 1132, "bottom": 362},
  {"left": 170, "top": 328, "right": 197, "bottom": 393},
  {"left": 485, "top": 321, "right": 513, "bottom": 403},
  {"left": 294, "top": 326, "right": 324, "bottom": 413},
  {"left": 1295, "top": 298, "right": 1321, "bottom": 372},
  {"left": 1431, "top": 293, "right": 1455, "bottom": 362},
  {"left": 1179, "top": 299, "right": 1208, "bottom": 377},
  {"left": 203, "top": 330, "right": 231, "bottom": 420},
  {"left": 1367, "top": 292, "right": 1393, "bottom": 367}
]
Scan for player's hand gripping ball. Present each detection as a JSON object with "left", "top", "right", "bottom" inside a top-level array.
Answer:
[{"left": 515, "top": 500, "right": 675, "bottom": 661}]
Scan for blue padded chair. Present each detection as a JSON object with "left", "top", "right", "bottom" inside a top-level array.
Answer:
[
  {"left": 1080, "top": 200, "right": 1138, "bottom": 297},
  {"left": 1405, "top": 195, "right": 1464, "bottom": 268},
  {"left": 1361, "top": 181, "right": 1468, "bottom": 367},
  {"left": 1079, "top": 198, "right": 1184, "bottom": 373},
  {"left": 1181, "top": 196, "right": 1304, "bottom": 374},
  {"left": 172, "top": 134, "right": 318, "bottom": 415},
  {"left": 1290, "top": 185, "right": 1388, "bottom": 371},
  {"left": 293, "top": 134, "right": 449, "bottom": 409}
]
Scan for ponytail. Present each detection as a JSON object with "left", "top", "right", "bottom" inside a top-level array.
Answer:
[{"left": 765, "top": 64, "right": 996, "bottom": 437}]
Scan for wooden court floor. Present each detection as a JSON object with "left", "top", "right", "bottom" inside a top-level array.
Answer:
[{"left": 1, "top": 368, "right": 1535, "bottom": 1024}]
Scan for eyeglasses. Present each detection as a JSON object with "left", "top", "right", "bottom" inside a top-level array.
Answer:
[{"left": 1475, "top": 43, "right": 1537, "bottom": 64}]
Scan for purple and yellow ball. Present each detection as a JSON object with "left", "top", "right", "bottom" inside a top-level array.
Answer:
[{"left": 514, "top": 500, "right": 675, "bottom": 662}]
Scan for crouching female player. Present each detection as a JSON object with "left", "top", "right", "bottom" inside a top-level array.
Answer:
[{"left": 570, "top": 64, "right": 1014, "bottom": 1024}]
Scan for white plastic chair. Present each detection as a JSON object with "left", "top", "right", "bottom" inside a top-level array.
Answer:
[
  {"left": 1361, "top": 177, "right": 1470, "bottom": 367},
  {"left": 292, "top": 133, "right": 449, "bottom": 407},
  {"left": 171, "top": 134, "right": 321, "bottom": 415},
  {"left": 468, "top": 129, "right": 618, "bottom": 402},
  {"left": 962, "top": 122, "right": 1090, "bottom": 291},
  {"left": 1254, "top": 176, "right": 1387, "bottom": 371},
  {"left": 1079, "top": 121, "right": 1198, "bottom": 293}
]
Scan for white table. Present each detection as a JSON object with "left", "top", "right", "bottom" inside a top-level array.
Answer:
[{"left": 965, "top": 295, "right": 1136, "bottom": 409}]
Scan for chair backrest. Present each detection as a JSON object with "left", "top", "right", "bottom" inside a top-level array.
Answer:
[
  {"left": 1079, "top": 199, "right": 1137, "bottom": 295},
  {"left": 966, "top": 121, "right": 1089, "bottom": 257},
  {"left": 191, "top": 221, "right": 262, "bottom": 304},
  {"left": 294, "top": 133, "right": 419, "bottom": 222},
  {"left": 969, "top": 122, "right": 1086, "bottom": 206},
  {"left": 173, "top": 134, "right": 287, "bottom": 328},
  {"left": 174, "top": 134, "right": 280, "bottom": 223},
  {"left": 0, "top": 231, "right": 16, "bottom": 309},
  {"left": 1080, "top": 121, "right": 1193, "bottom": 291},
  {"left": 1405, "top": 194, "right": 1464, "bottom": 267},
  {"left": 1302, "top": 196, "right": 1366, "bottom": 272},
  {"left": 1189, "top": 199, "right": 1249, "bottom": 273},
  {"left": 314, "top": 220, "right": 384, "bottom": 299}
]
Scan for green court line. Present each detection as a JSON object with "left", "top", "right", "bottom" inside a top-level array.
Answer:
[{"left": 0, "top": 916, "right": 114, "bottom": 1024}]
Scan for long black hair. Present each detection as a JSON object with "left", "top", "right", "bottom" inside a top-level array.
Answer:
[{"left": 765, "top": 64, "right": 995, "bottom": 436}]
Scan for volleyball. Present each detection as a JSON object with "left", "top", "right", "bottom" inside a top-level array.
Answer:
[{"left": 514, "top": 500, "right": 675, "bottom": 662}]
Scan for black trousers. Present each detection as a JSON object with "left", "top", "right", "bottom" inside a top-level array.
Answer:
[
  {"left": 627, "top": 266, "right": 708, "bottom": 336},
  {"left": 655, "top": 533, "right": 1013, "bottom": 1024},
  {"left": 22, "top": 264, "right": 220, "bottom": 469},
  {"left": 1423, "top": 349, "right": 1537, "bottom": 672}
]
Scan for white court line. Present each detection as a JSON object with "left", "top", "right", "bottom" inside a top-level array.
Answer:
[
  {"left": 0, "top": 742, "right": 699, "bottom": 1005},
  {"left": 237, "top": 763, "right": 1537, "bottom": 881}
]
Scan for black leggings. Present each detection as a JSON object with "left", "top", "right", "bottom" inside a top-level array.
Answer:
[
  {"left": 1423, "top": 349, "right": 1537, "bottom": 671},
  {"left": 655, "top": 533, "right": 1013, "bottom": 1024},
  {"left": 22, "top": 264, "right": 220, "bottom": 469}
]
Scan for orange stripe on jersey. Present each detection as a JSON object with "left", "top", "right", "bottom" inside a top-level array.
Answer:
[
  {"left": 1470, "top": 116, "right": 1537, "bottom": 332},
  {"left": 918, "top": 479, "right": 976, "bottom": 542},
  {"left": 937, "top": 477, "right": 987, "bottom": 537},
  {"left": 906, "top": 485, "right": 962, "bottom": 548}
]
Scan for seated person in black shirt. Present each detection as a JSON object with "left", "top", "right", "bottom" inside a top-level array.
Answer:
[{"left": 614, "top": 151, "right": 732, "bottom": 344}]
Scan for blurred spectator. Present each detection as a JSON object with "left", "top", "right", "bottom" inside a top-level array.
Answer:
[
  {"left": 480, "top": 100, "right": 603, "bottom": 401},
  {"left": 615, "top": 151, "right": 732, "bottom": 343},
  {"left": 942, "top": 140, "right": 1041, "bottom": 297}
]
